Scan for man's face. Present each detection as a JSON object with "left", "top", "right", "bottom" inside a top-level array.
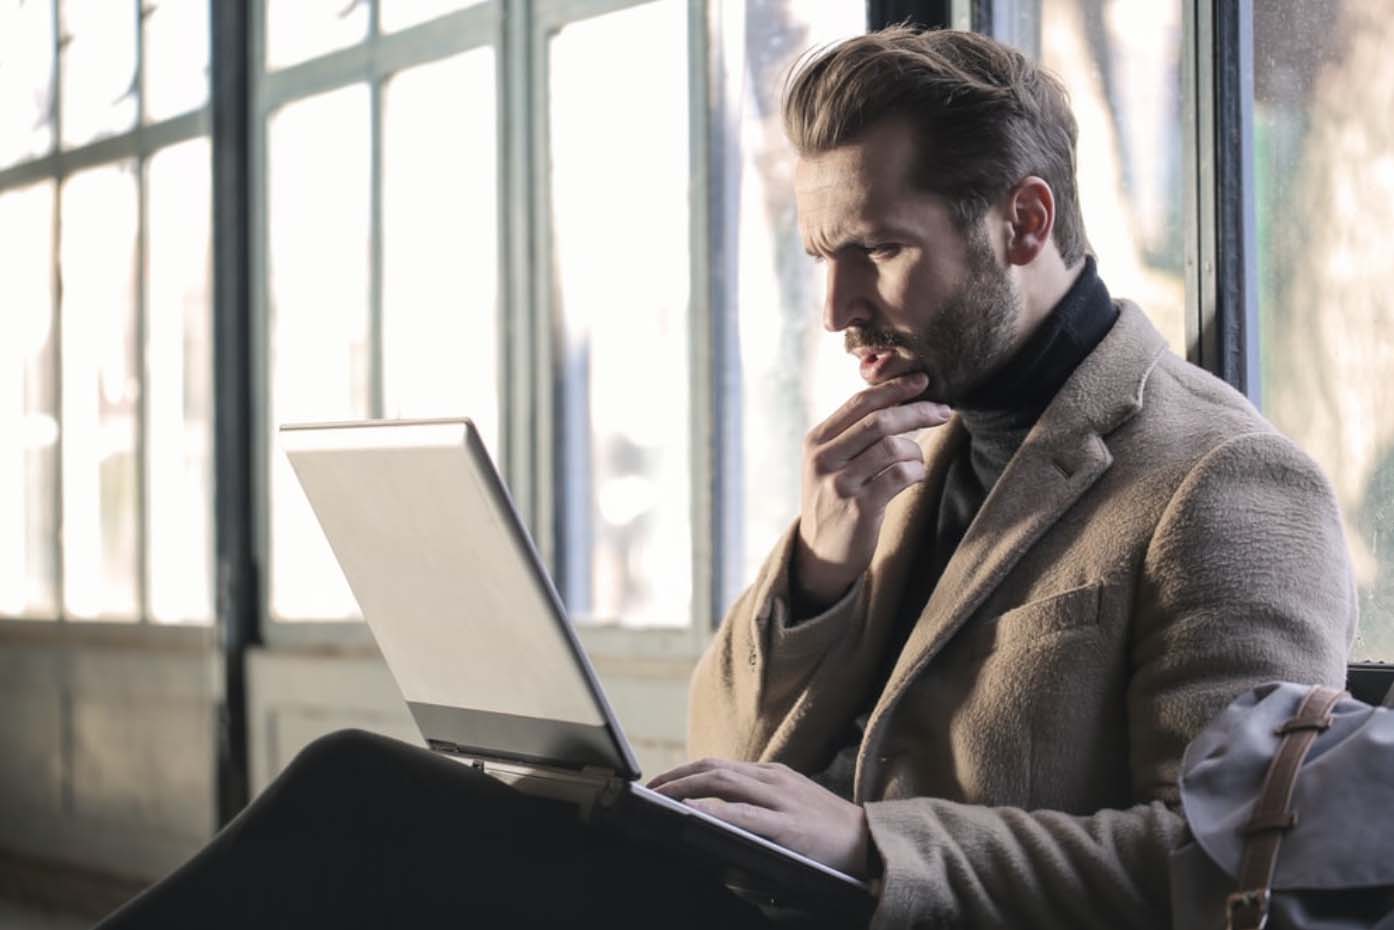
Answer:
[{"left": 794, "top": 119, "right": 1022, "bottom": 405}]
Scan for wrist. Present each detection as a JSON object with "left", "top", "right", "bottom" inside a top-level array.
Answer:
[{"left": 789, "top": 539, "right": 849, "bottom": 616}]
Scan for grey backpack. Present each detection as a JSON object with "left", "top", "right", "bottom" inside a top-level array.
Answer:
[{"left": 1170, "top": 681, "right": 1394, "bottom": 930}]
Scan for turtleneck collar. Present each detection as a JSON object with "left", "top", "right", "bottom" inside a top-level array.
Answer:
[{"left": 956, "top": 255, "right": 1118, "bottom": 435}]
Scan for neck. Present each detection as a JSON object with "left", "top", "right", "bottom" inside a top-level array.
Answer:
[
  {"left": 957, "top": 254, "right": 1117, "bottom": 427},
  {"left": 1017, "top": 251, "right": 1087, "bottom": 346}
]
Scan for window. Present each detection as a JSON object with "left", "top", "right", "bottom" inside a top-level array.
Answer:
[
  {"left": 735, "top": 1, "right": 868, "bottom": 590},
  {"left": 1004, "top": 0, "right": 1189, "bottom": 355},
  {"left": 1253, "top": 0, "right": 1394, "bottom": 660},
  {"left": 257, "top": 2, "right": 501, "bottom": 624},
  {"left": 253, "top": 0, "right": 868, "bottom": 632},
  {"left": 544, "top": 0, "right": 692, "bottom": 626},
  {"left": 0, "top": 0, "right": 213, "bottom": 625}
]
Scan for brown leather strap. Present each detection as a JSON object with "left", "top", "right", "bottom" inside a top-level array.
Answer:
[{"left": 1226, "top": 686, "right": 1346, "bottom": 930}]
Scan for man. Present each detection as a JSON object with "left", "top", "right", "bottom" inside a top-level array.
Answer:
[
  {"left": 646, "top": 26, "right": 1355, "bottom": 929},
  {"left": 96, "top": 26, "right": 1352, "bottom": 930}
]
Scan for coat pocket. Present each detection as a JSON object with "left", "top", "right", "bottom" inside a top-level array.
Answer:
[{"left": 972, "top": 581, "right": 1105, "bottom": 657}]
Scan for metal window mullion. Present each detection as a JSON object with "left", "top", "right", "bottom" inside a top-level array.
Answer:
[
  {"left": 502, "top": 0, "right": 536, "bottom": 522},
  {"left": 528, "top": 2, "right": 560, "bottom": 582},
  {"left": 1210, "top": 0, "right": 1259, "bottom": 400},
  {"left": 1189, "top": 0, "right": 1258, "bottom": 397},
  {"left": 51, "top": 0, "right": 67, "bottom": 622},
  {"left": 368, "top": 1, "right": 385, "bottom": 420},
  {"left": 690, "top": 0, "right": 741, "bottom": 635},
  {"left": 0, "top": 111, "right": 208, "bottom": 192},
  {"left": 1183, "top": 0, "right": 1203, "bottom": 365},
  {"left": 255, "top": 6, "right": 497, "bottom": 116},
  {"left": 249, "top": 0, "right": 275, "bottom": 638},
  {"left": 868, "top": 1, "right": 954, "bottom": 31},
  {"left": 536, "top": 0, "right": 652, "bottom": 28},
  {"left": 134, "top": 0, "right": 150, "bottom": 622},
  {"left": 211, "top": 0, "right": 256, "bottom": 824}
]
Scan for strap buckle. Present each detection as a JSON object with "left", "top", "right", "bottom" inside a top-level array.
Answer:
[{"left": 1226, "top": 888, "right": 1271, "bottom": 930}]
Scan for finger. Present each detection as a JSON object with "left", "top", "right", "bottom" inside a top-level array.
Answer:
[
  {"left": 816, "top": 400, "right": 951, "bottom": 472},
  {"left": 652, "top": 769, "right": 786, "bottom": 810},
  {"left": 809, "top": 373, "right": 928, "bottom": 445},
  {"left": 647, "top": 756, "right": 731, "bottom": 790},
  {"left": 859, "top": 457, "right": 929, "bottom": 512},
  {"left": 685, "top": 798, "right": 784, "bottom": 842},
  {"left": 646, "top": 757, "right": 778, "bottom": 790},
  {"left": 833, "top": 433, "right": 925, "bottom": 492}
]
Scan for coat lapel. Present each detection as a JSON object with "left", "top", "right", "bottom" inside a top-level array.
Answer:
[{"left": 854, "top": 302, "right": 1168, "bottom": 798}]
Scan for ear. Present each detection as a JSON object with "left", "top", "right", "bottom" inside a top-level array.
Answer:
[{"left": 1003, "top": 176, "right": 1055, "bottom": 266}]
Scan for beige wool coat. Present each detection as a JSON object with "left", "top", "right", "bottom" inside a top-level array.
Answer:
[{"left": 688, "top": 303, "right": 1357, "bottom": 930}]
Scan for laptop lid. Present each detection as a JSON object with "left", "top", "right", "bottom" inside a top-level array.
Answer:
[{"left": 279, "top": 417, "right": 641, "bottom": 780}]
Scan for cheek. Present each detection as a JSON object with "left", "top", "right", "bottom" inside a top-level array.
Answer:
[{"left": 889, "top": 259, "right": 951, "bottom": 327}]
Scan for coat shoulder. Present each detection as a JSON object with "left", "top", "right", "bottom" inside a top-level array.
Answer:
[{"left": 1123, "top": 349, "right": 1284, "bottom": 467}]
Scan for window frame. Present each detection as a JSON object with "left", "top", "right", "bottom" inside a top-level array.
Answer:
[
  {"left": 250, "top": 0, "right": 507, "bottom": 650},
  {"left": 253, "top": 0, "right": 727, "bottom": 660},
  {"left": 0, "top": 0, "right": 214, "bottom": 633}
]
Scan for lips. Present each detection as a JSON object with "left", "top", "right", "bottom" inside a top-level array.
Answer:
[{"left": 857, "top": 348, "right": 916, "bottom": 385}]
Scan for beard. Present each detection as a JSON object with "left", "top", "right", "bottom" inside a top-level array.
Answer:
[{"left": 846, "top": 224, "right": 1021, "bottom": 405}]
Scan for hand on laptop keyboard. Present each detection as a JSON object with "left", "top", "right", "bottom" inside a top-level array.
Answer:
[{"left": 647, "top": 758, "right": 874, "bottom": 880}]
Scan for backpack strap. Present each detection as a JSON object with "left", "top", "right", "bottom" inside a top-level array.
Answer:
[{"left": 1226, "top": 685, "right": 1346, "bottom": 930}]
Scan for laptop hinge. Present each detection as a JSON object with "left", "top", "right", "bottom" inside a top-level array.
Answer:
[
  {"left": 582, "top": 765, "right": 625, "bottom": 808},
  {"left": 430, "top": 743, "right": 625, "bottom": 818}
]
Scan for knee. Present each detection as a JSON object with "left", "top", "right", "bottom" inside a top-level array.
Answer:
[{"left": 285, "top": 728, "right": 393, "bottom": 781}]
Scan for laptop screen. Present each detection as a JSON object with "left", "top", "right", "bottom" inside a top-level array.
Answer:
[{"left": 280, "top": 419, "right": 637, "bottom": 777}]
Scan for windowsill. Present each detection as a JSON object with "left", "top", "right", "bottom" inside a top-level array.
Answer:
[
  {"left": 257, "top": 616, "right": 713, "bottom": 664},
  {"left": 0, "top": 618, "right": 215, "bottom": 651}
]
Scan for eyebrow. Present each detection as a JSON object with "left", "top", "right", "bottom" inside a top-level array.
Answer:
[{"left": 803, "top": 226, "right": 916, "bottom": 258}]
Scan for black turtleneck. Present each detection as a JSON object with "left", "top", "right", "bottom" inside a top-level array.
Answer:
[
  {"left": 937, "top": 256, "right": 1118, "bottom": 549},
  {"left": 811, "top": 257, "right": 1119, "bottom": 799}
]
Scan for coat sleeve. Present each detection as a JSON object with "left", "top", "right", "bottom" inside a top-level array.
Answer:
[
  {"left": 863, "top": 431, "right": 1357, "bottom": 930},
  {"left": 687, "top": 519, "right": 870, "bottom": 763}
]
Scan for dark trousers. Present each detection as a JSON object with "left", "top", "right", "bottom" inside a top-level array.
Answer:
[{"left": 95, "top": 730, "right": 778, "bottom": 930}]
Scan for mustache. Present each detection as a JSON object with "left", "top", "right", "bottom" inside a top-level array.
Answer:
[{"left": 845, "top": 326, "right": 910, "bottom": 354}]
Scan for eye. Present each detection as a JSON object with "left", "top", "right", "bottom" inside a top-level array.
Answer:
[{"left": 868, "top": 244, "right": 901, "bottom": 260}]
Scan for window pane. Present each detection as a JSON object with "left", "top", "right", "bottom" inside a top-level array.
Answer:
[
  {"left": 264, "top": 0, "right": 369, "bottom": 71},
  {"left": 1037, "top": 0, "right": 1187, "bottom": 354},
  {"left": 60, "top": 162, "right": 140, "bottom": 620},
  {"left": 737, "top": 1, "right": 866, "bottom": 589},
  {"left": 145, "top": 139, "right": 213, "bottom": 624},
  {"left": 1255, "top": 0, "right": 1394, "bottom": 660},
  {"left": 0, "top": 0, "right": 55, "bottom": 168},
  {"left": 60, "top": 0, "right": 138, "bottom": 148},
  {"left": 143, "top": 0, "right": 209, "bottom": 122},
  {"left": 549, "top": 0, "right": 690, "bottom": 626},
  {"left": 267, "top": 86, "right": 370, "bottom": 620},
  {"left": 381, "top": 49, "right": 500, "bottom": 455},
  {"left": 381, "top": 0, "right": 486, "bottom": 33},
  {"left": 0, "top": 182, "right": 58, "bottom": 618}
]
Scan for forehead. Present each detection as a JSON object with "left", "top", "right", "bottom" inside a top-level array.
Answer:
[{"left": 793, "top": 120, "right": 943, "bottom": 241}]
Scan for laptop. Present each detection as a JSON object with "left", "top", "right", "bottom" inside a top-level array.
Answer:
[{"left": 279, "top": 417, "right": 872, "bottom": 916}]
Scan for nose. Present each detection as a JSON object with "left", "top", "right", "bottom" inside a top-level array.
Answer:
[{"left": 821, "top": 259, "right": 871, "bottom": 333}]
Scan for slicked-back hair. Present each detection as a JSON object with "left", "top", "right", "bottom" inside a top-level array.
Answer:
[{"left": 782, "top": 26, "right": 1088, "bottom": 265}]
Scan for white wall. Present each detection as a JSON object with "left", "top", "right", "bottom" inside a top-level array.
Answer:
[{"left": 0, "top": 628, "right": 697, "bottom": 893}]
